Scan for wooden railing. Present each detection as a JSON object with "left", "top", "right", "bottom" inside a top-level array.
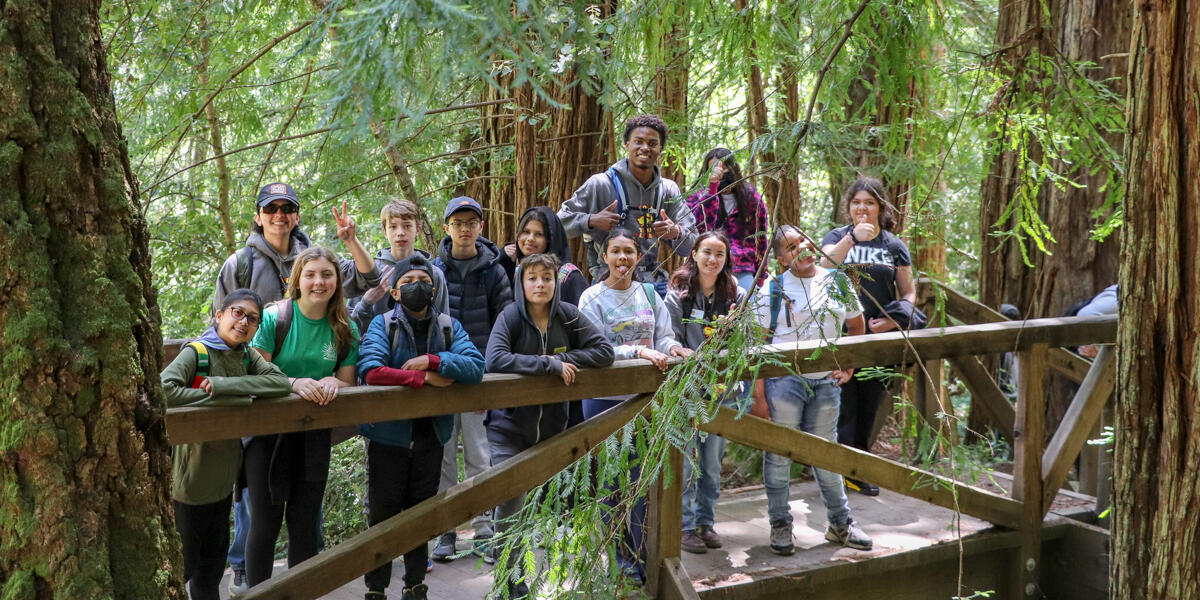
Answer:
[{"left": 162, "top": 310, "right": 1117, "bottom": 600}]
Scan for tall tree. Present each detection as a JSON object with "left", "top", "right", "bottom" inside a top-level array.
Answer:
[
  {"left": 976, "top": 0, "right": 1127, "bottom": 435},
  {"left": 0, "top": 0, "right": 184, "bottom": 597},
  {"left": 1112, "top": 0, "right": 1200, "bottom": 596}
]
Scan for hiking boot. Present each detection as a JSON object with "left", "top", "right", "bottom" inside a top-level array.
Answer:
[
  {"left": 845, "top": 477, "right": 880, "bottom": 496},
  {"left": 364, "top": 591, "right": 387, "bottom": 600},
  {"left": 401, "top": 583, "right": 429, "bottom": 600},
  {"left": 825, "top": 518, "right": 873, "bottom": 550},
  {"left": 431, "top": 532, "right": 457, "bottom": 562},
  {"left": 228, "top": 568, "right": 248, "bottom": 598},
  {"left": 769, "top": 521, "right": 795, "bottom": 556},
  {"left": 680, "top": 529, "right": 708, "bottom": 554},
  {"left": 696, "top": 524, "right": 723, "bottom": 548}
]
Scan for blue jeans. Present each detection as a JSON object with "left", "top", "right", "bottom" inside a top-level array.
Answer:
[
  {"left": 762, "top": 376, "right": 851, "bottom": 527},
  {"left": 583, "top": 397, "right": 647, "bottom": 582},
  {"left": 681, "top": 430, "right": 725, "bottom": 531},
  {"left": 227, "top": 487, "right": 249, "bottom": 570}
]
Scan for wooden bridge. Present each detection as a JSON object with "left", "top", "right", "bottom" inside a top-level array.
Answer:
[{"left": 162, "top": 280, "right": 1117, "bottom": 599}]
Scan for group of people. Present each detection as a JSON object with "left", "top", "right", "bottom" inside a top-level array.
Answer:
[{"left": 161, "top": 113, "right": 921, "bottom": 600}]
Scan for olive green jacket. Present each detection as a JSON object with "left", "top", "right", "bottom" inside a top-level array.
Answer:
[{"left": 161, "top": 342, "right": 291, "bottom": 504}]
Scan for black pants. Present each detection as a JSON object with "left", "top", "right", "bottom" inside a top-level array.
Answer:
[
  {"left": 837, "top": 374, "right": 887, "bottom": 452},
  {"left": 244, "top": 435, "right": 328, "bottom": 587},
  {"left": 174, "top": 496, "right": 232, "bottom": 600},
  {"left": 364, "top": 435, "right": 443, "bottom": 591}
]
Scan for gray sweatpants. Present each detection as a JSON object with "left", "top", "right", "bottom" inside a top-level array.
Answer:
[{"left": 439, "top": 411, "right": 492, "bottom": 528}]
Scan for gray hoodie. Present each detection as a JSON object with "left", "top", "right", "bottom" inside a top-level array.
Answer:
[
  {"left": 348, "top": 247, "right": 449, "bottom": 334},
  {"left": 557, "top": 159, "right": 697, "bottom": 280},
  {"left": 212, "top": 231, "right": 381, "bottom": 310}
]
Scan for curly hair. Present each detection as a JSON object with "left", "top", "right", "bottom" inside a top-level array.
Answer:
[
  {"left": 838, "top": 176, "right": 899, "bottom": 232},
  {"left": 622, "top": 114, "right": 668, "bottom": 146}
]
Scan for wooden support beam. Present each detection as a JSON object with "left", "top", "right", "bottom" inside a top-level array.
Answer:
[
  {"left": 656, "top": 557, "right": 700, "bottom": 600},
  {"left": 1012, "top": 343, "right": 1047, "bottom": 598},
  {"left": 700, "top": 407, "right": 1021, "bottom": 529},
  {"left": 948, "top": 355, "right": 1016, "bottom": 442},
  {"left": 166, "top": 315, "right": 1116, "bottom": 445},
  {"left": 1041, "top": 345, "right": 1115, "bottom": 514},
  {"left": 241, "top": 394, "right": 654, "bottom": 600},
  {"left": 921, "top": 278, "right": 1094, "bottom": 383},
  {"left": 646, "top": 446, "right": 684, "bottom": 593}
]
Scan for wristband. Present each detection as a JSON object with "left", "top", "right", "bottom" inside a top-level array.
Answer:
[{"left": 848, "top": 230, "right": 860, "bottom": 244}]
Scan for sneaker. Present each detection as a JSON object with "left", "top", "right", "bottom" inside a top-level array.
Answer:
[
  {"left": 507, "top": 581, "right": 530, "bottom": 599},
  {"left": 473, "top": 522, "right": 496, "bottom": 540},
  {"left": 401, "top": 583, "right": 429, "bottom": 600},
  {"left": 845, "top": 477, "right": 880, "bottom": 496},
  {"left": 431, "top": 532, "right": 457, "bottom": 562},
  {"left": 769, "top": 521, "right": 795, "bottom": 556},
  {"left": 481, "top": 543, "right": 497, "bottom": 565},
  {"left": 426, "top": 558, "right": 433, "bottom": 573},
  {"left": 680, "top": 529, "right": 708, "bottom": 554},
  {"left": 364, "top": 592, "right": 387, "bottom": 600},
  {"left": 228, "top": 568, "right": 248, "bottom": 598},
  {"left": 696, "top": 524, "right": 723, "bottom": 548},
  {"left": 825, "top": 518, "right": 873, "bottom": 550}
]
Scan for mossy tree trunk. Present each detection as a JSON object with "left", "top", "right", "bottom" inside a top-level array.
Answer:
[
  {"left": 0, "top": 1, "right": 185, "bottom": 598},
  {"left": 1111, "top": 0, "right": 1200, "bottom": 597}
]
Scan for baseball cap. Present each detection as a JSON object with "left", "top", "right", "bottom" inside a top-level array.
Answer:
[
  {"left": 443, "top": 196, "right": 483, "bottom": 221},
  {"left": 257, "top": 182, "right": 299, "bottom": 207}
]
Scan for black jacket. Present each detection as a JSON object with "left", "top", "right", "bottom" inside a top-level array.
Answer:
[
  {"left": 433, "top": 236, "right": 513, "bottom": 352},
  {"left": 498, "top": 206, "right": 589, "bottom": 306},
  {"left": 485, "top": 262, "right": 614, "bottom": 447}
]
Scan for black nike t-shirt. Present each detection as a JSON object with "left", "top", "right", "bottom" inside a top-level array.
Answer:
[{"left": 821, "top": 225, "right": 912, "bottom": 320}]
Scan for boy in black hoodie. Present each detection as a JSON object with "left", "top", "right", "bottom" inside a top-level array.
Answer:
[
  {"left": 485, "top": 253, "right": 614, "bottom": 597},
  {"left": 431, "top": 196, "right": 514, "bottom": 560}
]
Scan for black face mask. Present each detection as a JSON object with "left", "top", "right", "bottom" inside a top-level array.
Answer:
[{"left": 398, "top": 281, "right": 434, "bottom": 313}]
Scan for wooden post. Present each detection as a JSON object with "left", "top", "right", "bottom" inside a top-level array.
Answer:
[
  {"left": 1012, "top": 343, "right": 1047, "bottom": 598},
  {"left": 646, "top": 445, "right": 684, "bottom": 593},
  {"left": 1040, "top": 345, "right": 1115, "bottom": 515}
]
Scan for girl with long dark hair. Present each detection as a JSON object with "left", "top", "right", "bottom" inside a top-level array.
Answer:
[
  {"left": 686, "top": 148, "right": 770, "bottom": 292},
  {"left": 665, "top": 232, "right": 747, "bottom": 554}
]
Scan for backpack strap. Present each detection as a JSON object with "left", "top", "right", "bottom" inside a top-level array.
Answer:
[
  {"left": 274, "top": 299, "right": 293, "bottom": 357},
  {"left": 641, "top": 282, "right": 657, "bottom": 309},
  {"left": 187, "top": 341, "right": 210, "bottom": 380},
  {"left": 605, "top": 168, "right": 629, "bottom": 222},
  {"left": 767, "top": 279, "right": 793, "bottom": 341},
  {"left": 557, "top": 263, "right": 579, "bottom": 284},
  {"left": 234, "top": 246, "right": 255, "bottom": 289},
  {"left": 436, "top": 313, "right": 454, "bottom": 350}
]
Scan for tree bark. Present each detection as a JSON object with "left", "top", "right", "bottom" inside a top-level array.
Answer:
[
  {"left": 773, "top": 64, "right": 801, "bottom": 224},
  {"left": 1111, "top": 1, "right": 1200, "bottom": 597},
  {"left": 652, "top": 7, "right": 689, "bottom": 275},
  {"left": 976, "top": 0, "right": 1127, "bottom": 437},
  {"left": 0, "top": 1, "right": 185, "bottom": 598}
]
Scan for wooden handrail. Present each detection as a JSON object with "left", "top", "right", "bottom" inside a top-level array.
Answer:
[{"left": 164, "top": 315, "right": 1117, "bottom": 445}]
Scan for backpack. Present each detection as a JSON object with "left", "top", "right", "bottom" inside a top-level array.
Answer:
[
  {"left": 274, "top": 299, "right": 351, "bottom": 366},
  {"left": 185, "top": 340, "right": 250, "bottom": 388},
  {"left": 234, "top": 245, "right": 287, "bottom": 292},
  {"left": 385, "top": 310, "right": 454, "bottom": 356},
  {"left": 593, "top": 168, "right": 670, "bottom": 269},
  {"left": 766, "top": 278, "right": 794, "bottom": 342}
]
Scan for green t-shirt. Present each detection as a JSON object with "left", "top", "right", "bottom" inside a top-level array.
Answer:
[{"left": 252, "top": 301, "right": 360, "bottom": 380}]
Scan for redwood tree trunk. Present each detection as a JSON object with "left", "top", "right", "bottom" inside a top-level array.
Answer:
[
  {"left": 0, "top": 1, "right": 184, "bottom": 598},
  {"left": 1111, "top": 1, "right": 1200, "bottom": 597},
  {"left": 976, "top": 0, "right": 1127, "bottom": 437}
]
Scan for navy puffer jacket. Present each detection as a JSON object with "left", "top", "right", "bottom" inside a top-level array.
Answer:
[{"left": 433, "top": 235, "right": 513, "bottom": 352}]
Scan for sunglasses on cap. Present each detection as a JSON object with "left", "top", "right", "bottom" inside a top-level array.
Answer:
[{"left": 260, "top": 203, "right": 299, "bottom": 214}]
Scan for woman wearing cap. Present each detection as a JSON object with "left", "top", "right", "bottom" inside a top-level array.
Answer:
[{"left": 819, "top": 176, "right": 916, "bottom": 496}]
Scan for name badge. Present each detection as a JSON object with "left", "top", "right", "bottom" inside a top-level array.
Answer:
[
  {"left": 690, "top": 308, "right": 706, "bottom": 320},
  {"left": 552, "top": 346, "right": 568, "bottom": 354}
]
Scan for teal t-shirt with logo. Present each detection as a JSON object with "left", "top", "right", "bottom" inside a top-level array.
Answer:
[{"left": 251, "top": 300, "right": 359, "bottom": 380}]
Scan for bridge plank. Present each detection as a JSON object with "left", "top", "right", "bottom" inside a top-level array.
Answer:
[
  {"left": 699, "top": 407, "right": 1022, "bottom": 529},
  {"left": 165, "top": 315, "right": 1116, "bottom": 445},
  {"left": 241, "top": 394, "right": 654, "bottom": 600}
]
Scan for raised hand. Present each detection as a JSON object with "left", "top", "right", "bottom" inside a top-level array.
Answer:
[
  {"left": 333, "top": 200, "right": 357, "bottom": 243},
  {"left": 653, "top": 209, "right": 679, "bottom": 240},
  {"left": 852, "top": 213, "right": 878, "bottom": 242},
  {"left": 589, "top": 199, "right": 622, "bottom": 231},
  {"left": 361, "top": 265, "right": 395, "bottom": 305},
  {"left": 709, "top": 161, "right": 726, "bottom": 186}
]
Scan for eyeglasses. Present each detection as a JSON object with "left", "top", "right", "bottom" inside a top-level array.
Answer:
[
  {"left": 261, "top": 203, "right": 299, "bottom": 215},
  {"left": 447, "top": 219, "right": 481, "bottom": 229},
  {"left": 227, "top": 306, "right": 261, "bottom": 326}
]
